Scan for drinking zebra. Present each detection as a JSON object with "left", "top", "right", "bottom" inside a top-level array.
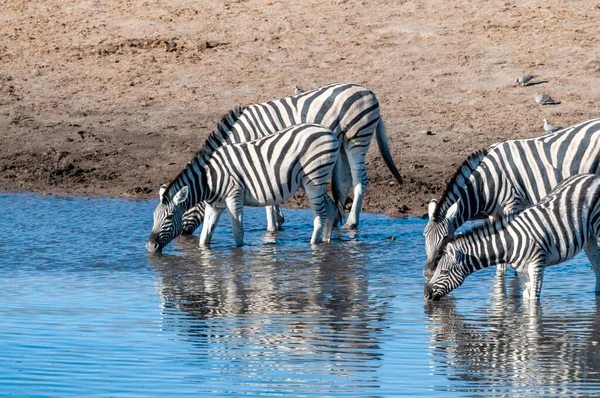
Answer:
[
  {"left": 146, "top": 123, "right": 342, "bottom": 252},
  {"left": 424, "top": 173, "right": 600, "bottom": 301},
  {"left": 179, "top": 83, "right": 403, "bottom": 235},
  {"left": 424, "top": 118, "right": 600, "bottom": 280}
]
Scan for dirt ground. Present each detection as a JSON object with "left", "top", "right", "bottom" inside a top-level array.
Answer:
[{"left": 1, "top": 0, "right": 599, "bottom": 217}]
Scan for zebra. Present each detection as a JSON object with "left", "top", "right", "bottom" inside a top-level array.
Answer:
[
  {"left": 179, "top": 83, "right": 403, "bottom": 235},
  {"left": 424, "top": 118, "right": 600, "bottom": 280},
  {"left": 424, "top": 173, "right": 600, "bottom": 301},
  {"left": 146, "top": 123, "right": 342, "bottom": 252}
]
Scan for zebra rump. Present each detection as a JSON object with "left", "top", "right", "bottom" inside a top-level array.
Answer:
[{"left": 425, "top": 173, "right": 600, "bottom": 301}]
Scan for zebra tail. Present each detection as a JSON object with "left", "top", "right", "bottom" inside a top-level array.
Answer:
[
  {"left": 331, "top": 157, "right": 348, "bottom": 225},
  {"left": 334, "top": 190, "right": 346, "bottom": 225},
  {"left": 376, "top": 119, "right": 403, "bottom": 185}
]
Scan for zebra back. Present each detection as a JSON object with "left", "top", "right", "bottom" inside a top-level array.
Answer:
[{"left": 203, "top": 123, "right": 341, "bottom": 208}]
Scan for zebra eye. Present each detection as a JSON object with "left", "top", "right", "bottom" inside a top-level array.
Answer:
[{"left": 440, "top": 269, "right": 449, "bottom": 275}]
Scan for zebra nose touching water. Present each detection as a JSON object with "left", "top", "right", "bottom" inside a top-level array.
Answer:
[
  {"left": 423, "top": 118, "right": 600, "bottom": 281},
  {"left": 146, "top": 123, "right": 342, "bottom": 252},
  {"left": 424, "top": 173, "right": 600, "bottom": 301}
]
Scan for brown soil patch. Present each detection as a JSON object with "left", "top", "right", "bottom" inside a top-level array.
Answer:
[{"left": 1, "top": 0, "right": 599, "bottom": 217}]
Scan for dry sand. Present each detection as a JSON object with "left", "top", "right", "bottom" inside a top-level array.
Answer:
[{"left": 1, "top": 0, "right": 599, "bottom": 217}]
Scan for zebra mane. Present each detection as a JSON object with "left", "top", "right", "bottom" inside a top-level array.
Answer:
[
  {"left": 162, "top": 106, "right": 247, "bottom": 201},
  {"left": 433, "top": 148, "right": 489, "bottom": 220},
  {"left": 194, "top": 106, "right": 248, "bottom": 160},
  {"left": 439, "top": 211, "right": 520, "bottom": 254}
]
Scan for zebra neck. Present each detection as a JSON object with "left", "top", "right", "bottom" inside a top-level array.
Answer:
[
  {"left": 455, "top": 226, "right": 511, "bottom": 273},
  {"left": 166, "top": 158, "right": 208, "bottom": 210}
]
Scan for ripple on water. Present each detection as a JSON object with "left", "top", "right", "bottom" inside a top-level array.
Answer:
[{"left": 1, "top": 194, "right": 600, "bottom": 396}]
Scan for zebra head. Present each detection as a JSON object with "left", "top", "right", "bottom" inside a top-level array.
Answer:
[
  {"left": 146, "top": 185, "right": 189, "bottom": 253},
  {"left": 424, "top": 241, "right": 467, "bottom": 301},
  {"left": 423, "top": 199, "right": 459, "bottom": 281}
]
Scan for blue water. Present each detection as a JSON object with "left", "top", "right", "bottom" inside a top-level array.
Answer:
[{"left": 1, "top": 193, "right": 600, "bottom": 396}]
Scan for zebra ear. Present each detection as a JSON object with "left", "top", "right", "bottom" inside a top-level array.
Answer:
[
  {"left": 159, "top": 184, "right": 168, "bottom": 203},
  {"left": 428, "top": 199, "right": 438, "bottom": 219},
  {"left": 173, "top": 186, "right": 189, "bottom": 206},
  {"left": 446, "top": 201, "right": 459, "bottom": 223}
]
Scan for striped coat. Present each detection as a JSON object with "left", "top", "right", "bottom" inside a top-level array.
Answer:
[
  {"left": 181, "top": 83, "right": 402, "bottom": 235},
  {"left": 424, "top": 173, "right": 600, "bottom": 300},
  {"left": 424, "top": 118, "right": 600, "bottom": 279},
  {"left": 147, "top": 123, "right": 341, "bottom": 251}
]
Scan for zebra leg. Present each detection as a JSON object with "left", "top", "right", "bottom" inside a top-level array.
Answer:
[
  {"left": 517, "top": 262, "right": 545, "bottom": 300},
  {"left": 199, "top": 204, "right": 225, "bottom": 246},
  {"left": 304, "top": 184, "right": 329, "bottom": 244},
  {"left": 265, "top": 206, "right": 278, "bottom": 233},
  {"left": 226, "top": 196, "right": 245, "bottom": 247},
  {"left": 343, "top": 146, "right": 369, "bottom": 230},
  {"left": 265, "top": 205, "right": 284, "bottom": 232},
  {"left": 332, "top": 149, "right": 352, "bottom": 226},
  {"left": 321, "top": 194, "right": 338, "bottom": 243},
  {"left": 496, "top": 264, "right": 508, "bottom": 276},
  {"left": 275, "top": 204, "right": 285, "bottom": 227},
  {"left": 583, "top": 238, "right": 600, "bottom": 293}
]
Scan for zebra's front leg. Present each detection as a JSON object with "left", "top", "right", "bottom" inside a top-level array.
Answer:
[
  {"left": 496, "top": 264, "right": 507, "bottom": 276},
  {"left": 265, "top": 205, "right": 284, "bottom": 232},
  {"left": 199, "top": 204, "right": 225, "bottom": 246},
  {"left": 516, "top": 262, "right": 545, "bottom": 300},
  {"left": 226, "top": 196, "right": 245, "bottom": 247},
  {"left": 265, "top": 206, "right": 278, "bottom": 233},
  {"left": 583, "top": 238, "right": 600, "bottom": 293}
]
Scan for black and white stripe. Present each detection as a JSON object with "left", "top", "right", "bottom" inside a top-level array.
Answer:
[
  {"left": 424, "top": 173, "right": 600, "bottom": 300},
  {"left": 146, "top": 123, "right": 342, "bottom": 252},
  {"left": 424, "top": 118, "right": 600, "bottom": 279},
  {"left": 181, "top": 83, "right": 403, "bottom": 234}
]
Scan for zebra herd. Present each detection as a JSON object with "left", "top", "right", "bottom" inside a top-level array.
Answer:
[
  {"left": 424, "top": 118, "right": 600, "bottom": 300},
  {"left": 145, "top": 82, "right": 600, "bottom": 302},
  {"left": 147, "top": 83, "right": 403, "bottom": 252}
]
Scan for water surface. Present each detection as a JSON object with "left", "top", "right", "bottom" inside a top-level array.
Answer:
[{"left": 1, "top": 194, "right": 600, "bottom": 396}]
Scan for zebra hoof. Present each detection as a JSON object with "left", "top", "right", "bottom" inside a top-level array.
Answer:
[{"left": 343, "top": 222, "right": 357, "bottom": 230}]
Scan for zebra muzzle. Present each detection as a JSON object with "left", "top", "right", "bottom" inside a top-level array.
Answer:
[
  {"left": 424, "top": 285, "right": 442, "bottom": 301},
  {"left": 146, "top": 237, "right": 162, "bottom": 253}
]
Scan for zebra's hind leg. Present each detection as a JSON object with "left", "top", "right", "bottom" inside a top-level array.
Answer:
[
  {"left": 321, "top": 194, "right": 338, "bottom": 243},
  {"left": 332, "top": 149, "right": 352, "bottom": 226},
  {"left": 199, "top": 204, "right": 225, "bottom": 247},
  {"left": 342, "top": 146, "right": 369, "bottom": 230},
  {"left": 583, "top": 238, "right": 600, "bottom": 293},
  {"left": 304, "top": 185, "right": 329, "bottom": 244},
  {"left": 343, "top": 176, "right": 367, "bottom": 230},
  {"left": 516, "top": 261, "right": 545, "bottom": 300}
]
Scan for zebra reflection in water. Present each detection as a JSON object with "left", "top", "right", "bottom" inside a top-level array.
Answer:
[
  {"left": 147, "top": 238, "right": 391, "bottom": 386},
  {"left": 424, "top": 275, "right": 600, "bottom": 395}
]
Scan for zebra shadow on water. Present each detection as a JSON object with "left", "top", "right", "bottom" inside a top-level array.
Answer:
[
  {"left": 146, "top": 237, "right": 394, "bottom": 392},
  {"left": 424, "top": 274, "right": 600, "bottom": 395}
]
